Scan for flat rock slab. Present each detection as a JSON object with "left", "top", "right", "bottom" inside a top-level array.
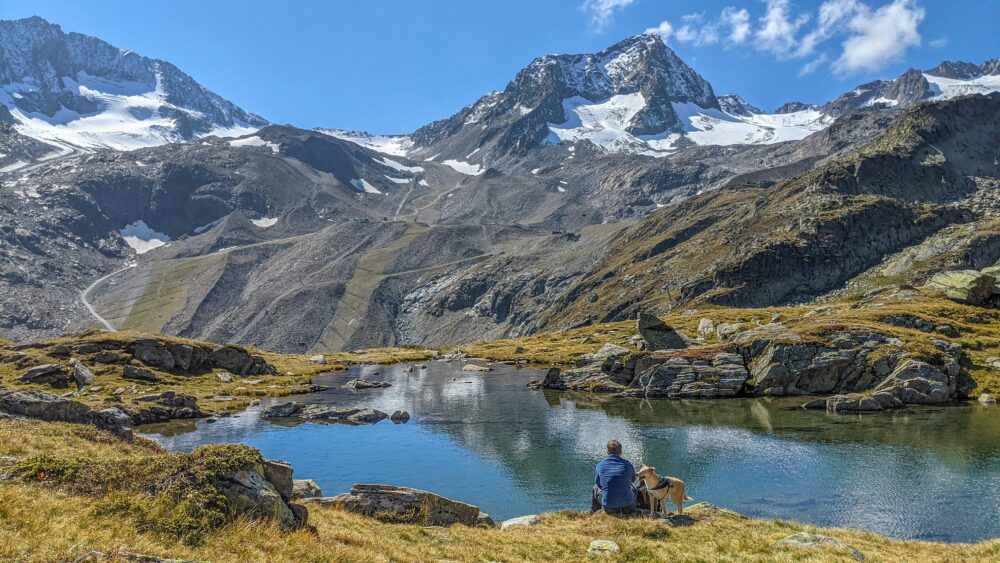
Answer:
[
  {"left": 320, "top": 484, "right": 483, "bottom": 526},
  {"left": 344, "top": 378, "right": 392, "bottom": 390},
  {"left": 501, "top": 514, "right": 541, "bottom": 530},
  {"left": 262, "top": 402, "right": 389, "bottom": 425},
  {"left": 776, "top": 532, "right": 865, "bottom": 561},
  {"left": 587, "top": 540, "right": 620, "bottom": 556}
]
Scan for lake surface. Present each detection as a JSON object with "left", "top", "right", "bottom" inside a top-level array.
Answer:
[{"left": 142, "top": 362, "right": 1000, "bottom": 543}]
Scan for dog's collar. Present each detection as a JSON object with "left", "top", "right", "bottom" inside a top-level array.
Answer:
[{"left": 650, "top": 477, "right": 672, "bottom": 491}]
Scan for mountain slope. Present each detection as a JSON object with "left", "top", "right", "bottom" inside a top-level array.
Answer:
[{"left": 0, "top": 16, "right": 266, "bottom": 158}]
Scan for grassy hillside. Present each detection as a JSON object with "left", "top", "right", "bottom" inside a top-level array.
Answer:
[{"left": 2, "top": 419, "right": 997, "bottom": 562}]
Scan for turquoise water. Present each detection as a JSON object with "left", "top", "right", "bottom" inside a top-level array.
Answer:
[{"left": 142, "top": 362, "right": 1000, "bottom": 543}]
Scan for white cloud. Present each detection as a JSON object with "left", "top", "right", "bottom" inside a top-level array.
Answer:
[
  {"left": 721, "top": 7, "right": 752, "bottom": 44},
  {"left": 668, "top": 6, "right": 752, "bottom": 47},
  {"left": 754, "top": 0, "right": 810, "bottom": 57},
  {"left": 929, "top": 36, "right": 948, "bottom": 48},
  {"left": 799, "top": 53, "right": 829, "bottom": 76},
  {"left": 831, "top": 0, "right": 925, "bottom": 74},
  {"left": 644, "top": 20, "right": 674, "bottom": 43},
  {"left": 796, "top": 0, "right": 861, "bottom": 57},
  {"left": 581, "top": 0, "right": 636, "bottom": 31}
]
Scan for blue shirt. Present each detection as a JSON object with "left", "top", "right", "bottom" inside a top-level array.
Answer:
[{"left": 595, "top": 455, "right": 635, "bottom": 509}]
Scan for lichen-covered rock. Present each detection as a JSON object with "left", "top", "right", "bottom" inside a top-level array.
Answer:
[
  {"left": 636, "top": 313, "right": 687, "bottom": 351},
  {"left": 213, "top": 465, "right": 296, "bottom": 529},
  {"left": 925, "top": 270, "right": 996, "bottom": 305},
  {"left": 624, "top": 352, "right": 749, "bottom": 398},
  {"left": 873, "top": 359, "right": 955, "bottom": 404},
  {"left": 319, "top": 484, "right": 483, "bottom": 526},
  {"left": 776, "top": 531, "right": 865, "bottom": 561},
  {"left": 292, "top": 479, "right": 323, "bottom": 500},
  {"left": 587, "top": 540, "right": 620, "bottom": 556}
]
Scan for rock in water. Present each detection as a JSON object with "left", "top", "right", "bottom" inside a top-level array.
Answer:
[
  {"left": 636, "top": 313, "right": 687, "bottom": 351},
  {"left": 262, "top": 402, "right": 390, "bottom": 425},
  {"left": 318, "top": 484, "right": 483, "bottom": 526},
  {"left": 462, "top": 364, "right": 492, "bottom": 372},
  {"left": 776, "top": 532, "right": 865, "bottom": 561},
  {"left": 389, "top": 410, "right": 410, "bottom": 423},
  {"left": 344, "top": 378, "right": 392, "bottom": 390},
  {"left": 980, "top": 393, "right": 996, "bottom": 405},
  {"left": 292, "top": 479, "right": 323, "bottom": 500},
  {"left": 587, "top": 540, "right": 620, "bottom": 556},
  {"left": 925, "top": 270, "right": 996, "bottom": 305}
]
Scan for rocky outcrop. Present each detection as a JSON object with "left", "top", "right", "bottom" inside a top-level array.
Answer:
[
  {"left": 925, "top": 270, "right": 997, "bottom": 305},
  {"left": 635, "top": 313, "right": 687, "bottom": 351},
  {"left": 18, "top": 364, "right": 70, "bottom": 387},
  {"left": 122, "top": 365, "right": 161, "bottom": 383},
  {"left": 129, "top": 391, "right": 203, "bottom": 424},
  {"left": 623, "top": 352, "right": 748, "bottom": 399},
  {"left": 262, "top": 402, "right": 392, "bottom": 425},
  {"left": 0, "top": 386, "right": 133, "bottom": 440},
  {"left": 214, "top": 464, "right": 299, "bottom": 529},
  {"left": 311, "top": 484, "right": 485, "bottom": 526}
]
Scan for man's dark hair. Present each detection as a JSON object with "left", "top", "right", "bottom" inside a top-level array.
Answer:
[{"left": 607, "top": 440, "right": 622, "bottom": 455}]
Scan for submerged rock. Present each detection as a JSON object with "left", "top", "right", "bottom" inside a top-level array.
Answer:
[
  {"left": 316, "top": 484, "right": 483, "bottom": 526},
  {"left": 462, "top": 364, "right": 492, "bottom": 372}
]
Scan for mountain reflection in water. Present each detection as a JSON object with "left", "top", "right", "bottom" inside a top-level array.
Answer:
[{"left": 142, "top": 361, "right": 1000, "bottom": 543}]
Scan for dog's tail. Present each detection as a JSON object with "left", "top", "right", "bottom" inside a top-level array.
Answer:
[{"left": 684, "top": 496, "right": 693, "bottom": 501}]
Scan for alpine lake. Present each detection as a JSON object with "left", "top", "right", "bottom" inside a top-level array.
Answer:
[{"left": 140, "top": 361, "right": 1000, "bottom": 543}]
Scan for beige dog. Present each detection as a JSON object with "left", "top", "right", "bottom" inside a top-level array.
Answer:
[{"left": 637, "top": 465, "right": 692, "bottom": 516}]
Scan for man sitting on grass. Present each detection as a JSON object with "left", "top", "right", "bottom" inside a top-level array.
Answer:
[{"left": 591, "top": 439, "right": 637, "bottom": 515}]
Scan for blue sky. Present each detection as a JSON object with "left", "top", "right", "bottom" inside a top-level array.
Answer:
[{"left": 2, "top": 0, "right": 996, "bottom": 133}]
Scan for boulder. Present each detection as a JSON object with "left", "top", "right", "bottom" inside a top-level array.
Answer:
[
  {"left": 122, "top": 365, "right": 161, "bottom": 383},
  {"left": 216, "top": 372, "right": 233, "bottom": 383},
  {"left": 262, "top": 402, "right": 390, "bottom": 425},
  {"left": 873, "top": 359, "right": 955, "bottom": 404},
  {"left": 540, "top": 367, "right": 565, "bottom": 390},
  {"left": 501, "top": 514, "right": 541, "bottom": 530},
  {"left": 826, "top": 392, "right": 902, "bottom": 413},
  {"left": 636, "top": 313, "right": 687, "bottom": 351},
  {"left": 389, "top": 410, "right": 410, "bottom": 423},
  {"left": 581, "top": 344, "right": 629, "bottom": 365},
  {"left": 130, "top": 339, "right": 176, "bottom": 371},
  {"left": 979, "top": 393, "right": 996, "bottom": 405},
  {"left": 344, "top": 378, "right": 392, "bottom": 390},
  {"left": 263, "top": 459, "right": 294, "bottom": 501},
  {"left": 776, "top": 531, "right": 864, "bottom": 561},
  {"left": 587, "top": 540, "right": 620, "bottom": 556},
  {"left": 210, "top": 346, "right": 275, "bottom": 376},
  {"left": 212, "top": 465, "right": 296, "bottom": 529},
  {"left": 19, "top": 364, "right": 70, "bottom": 386},
  {"left": 697, "top": 318, "right": 715, "bottom": 336},
  {"left": 308, "top": 355, "right": 326, "bottom": 364},
  {"left": 130, "top": 391, "right": 202, "bottom": 423},
  {"left": 71, "top": 360, "right": 94, "bottom": 388},
  {"left": 168, "top": 343, "right": 206, "bottom": 372},
  {"left": 462, "top": 364, "right": 492, "bottom": 372},
  {"left": 321, "top": 484, "right": 483, "bottom": 526},
  {"left": 625, "top": 352, "right": 749, "bottom": 399},
  {"left": 925, "top": 270, "right": 996, "bottom": 305},
  {"left": 292, "top": 479, "right": 323, "bottom": 500},
  {"left": 715, "top": 323, "right": 743, "bottom": 340},
  {"left": 0, "top": 386, "right": 133, "bottom": 440}
]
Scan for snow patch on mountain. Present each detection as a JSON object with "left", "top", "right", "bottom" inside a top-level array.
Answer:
[
  {"left": 229, "top": 135, "right": 280, "bottom": 152},
  {"left": 441, "top": 159, "right": 485, "bottom": 175},
  {"left": 376, "top": 156, "right": 424, "bottom": 173},
  {"left": 318, "top": 129, "right": 413, "bottom": 156},
  {"left": 350, "top": 178, "right": 382, "bottom": 194},
  {"left": 923, "top": 73, "right": 1000, "bottom": 100},
  {"left": 251, "top": 217, "right": 278, "bottom": 228},
  {"left": 120, "top": 220, "right": 170, "bottom": 254},
  {"left": 546, "top": 94, "right": 829, "bottom": 155}
]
